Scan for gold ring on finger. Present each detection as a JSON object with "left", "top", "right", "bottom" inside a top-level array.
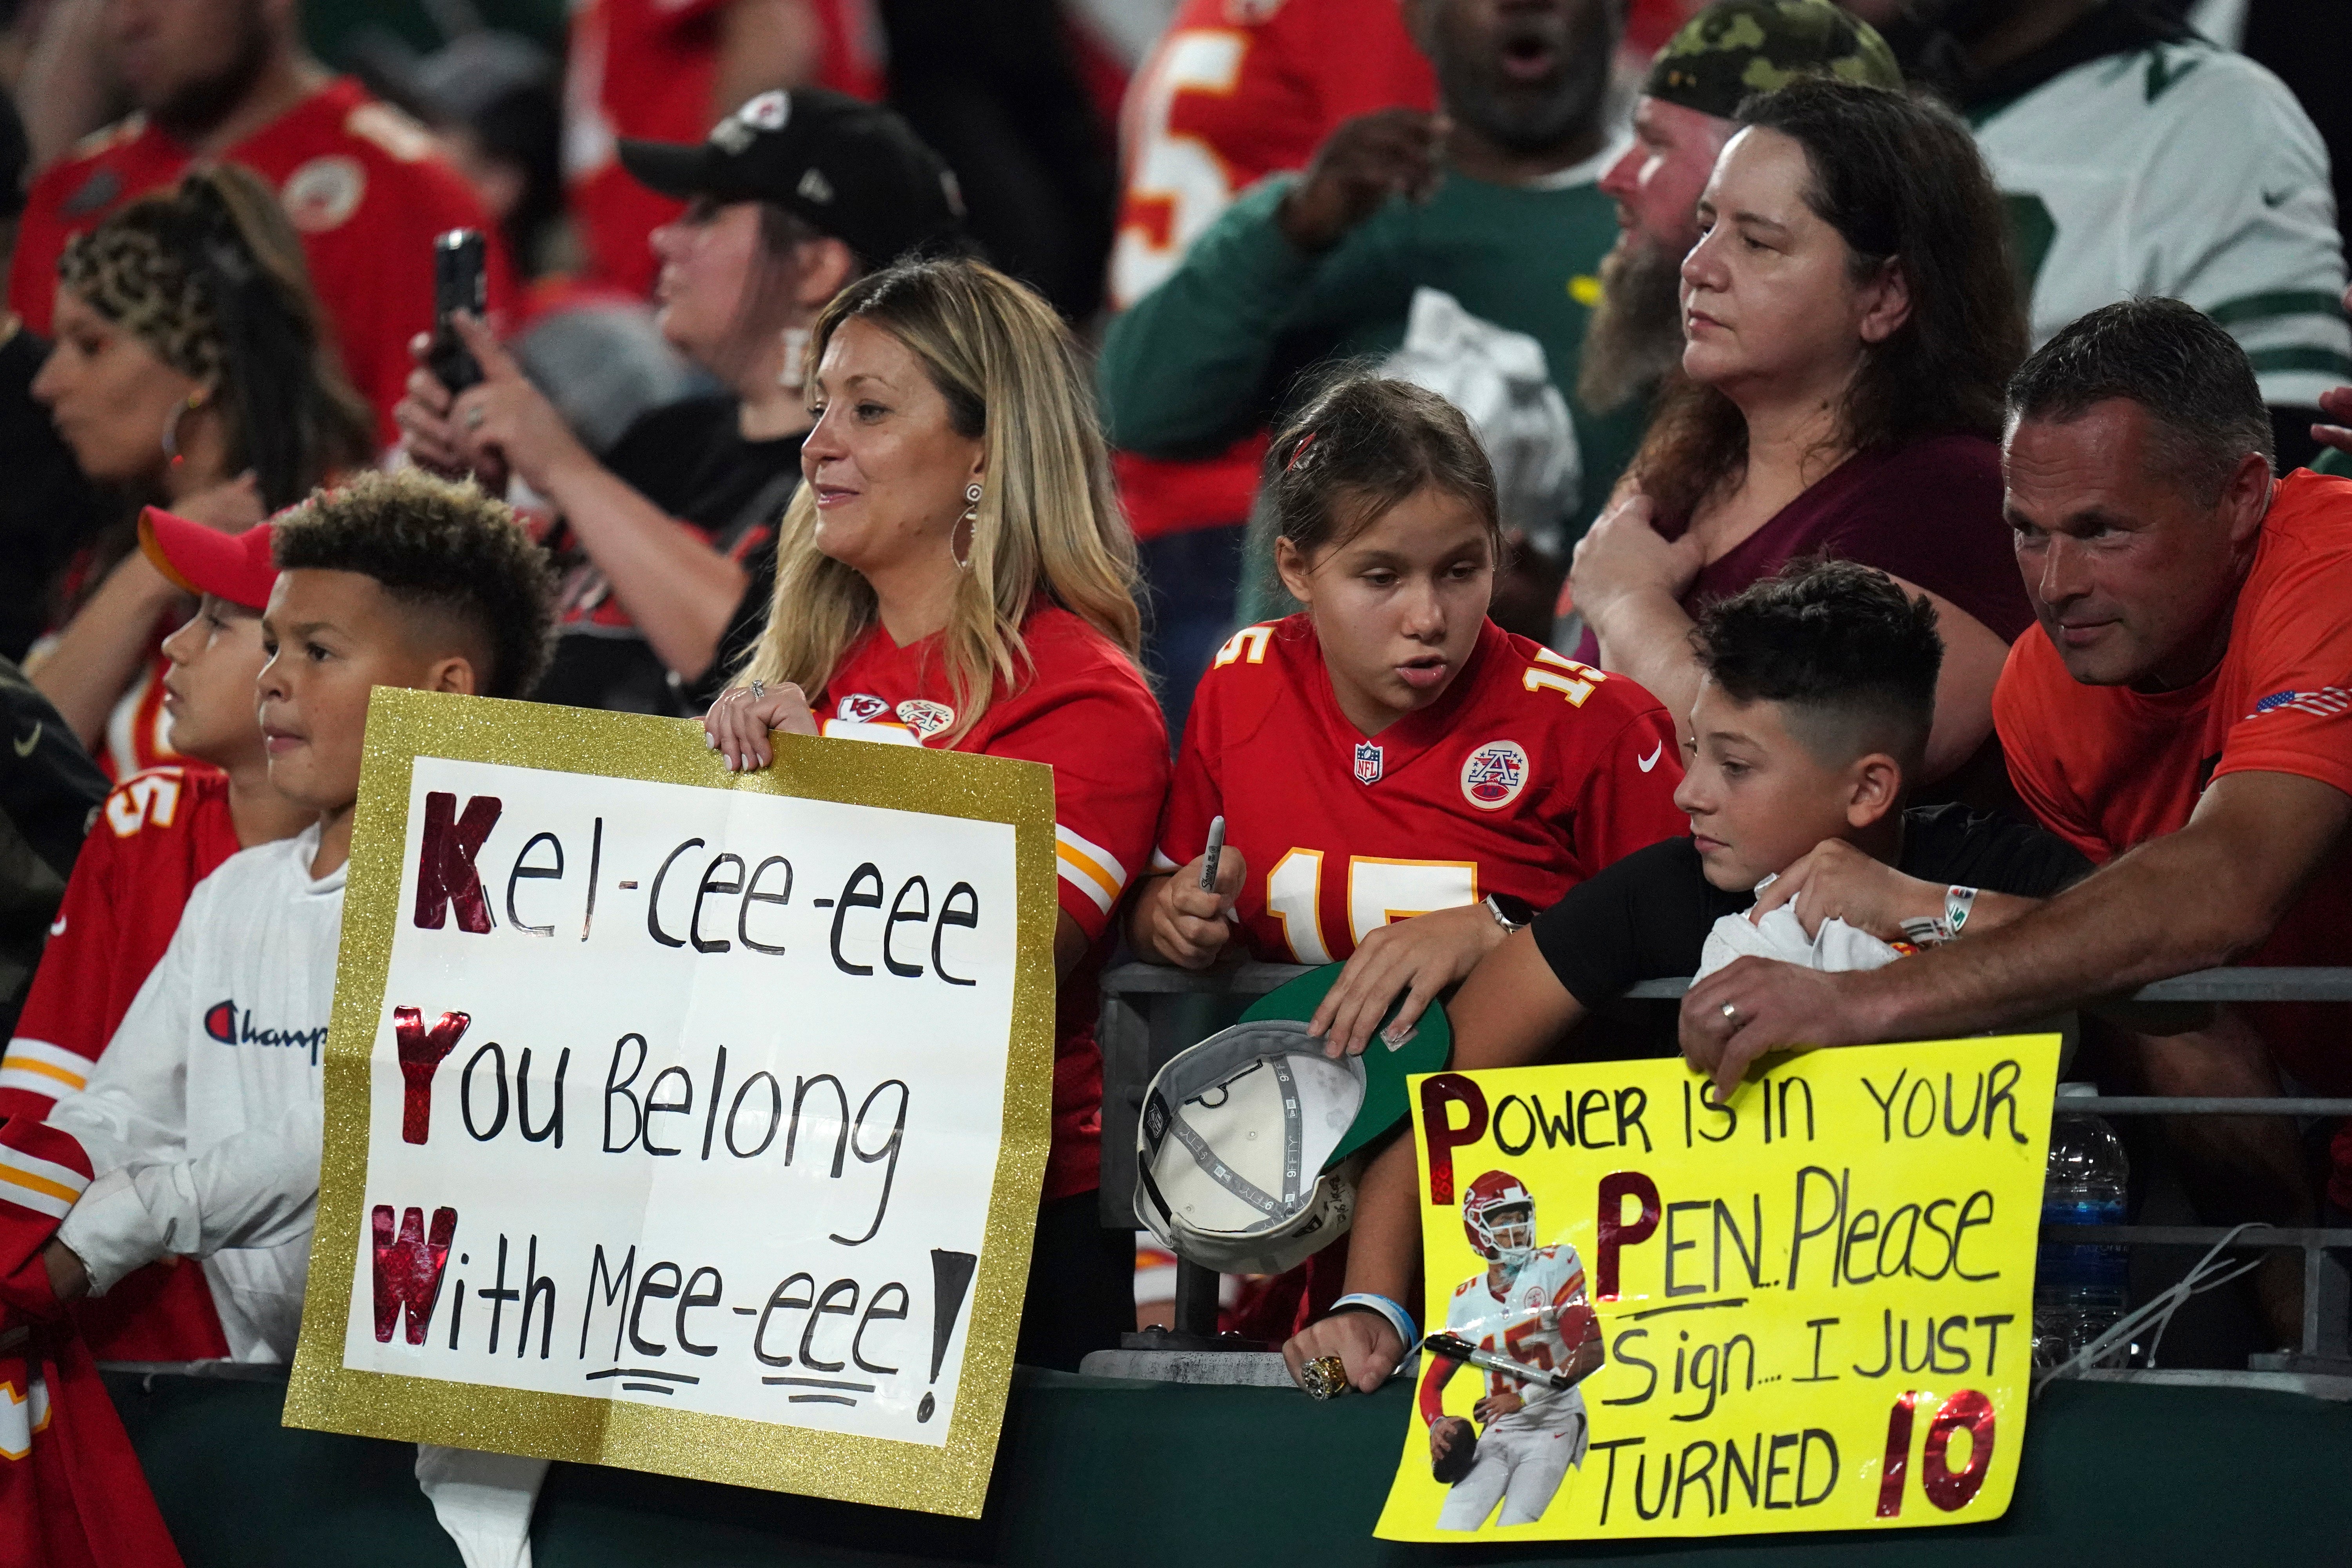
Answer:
[{"left": 1301, "top": 1355, "right": 1350, "bottom": 1401}]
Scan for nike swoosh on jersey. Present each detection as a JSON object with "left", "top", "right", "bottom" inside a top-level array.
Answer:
[
  {"left": 11, "top": 723, "right": 38, "bottom": 758},
  {"left": 1637, "top": 743, "right": 1663, "bottom": 772}
]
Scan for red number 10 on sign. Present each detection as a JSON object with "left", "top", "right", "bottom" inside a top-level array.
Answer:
[{"left": 1876, "top": 1390, "right": 1996, "bottom": 1517}]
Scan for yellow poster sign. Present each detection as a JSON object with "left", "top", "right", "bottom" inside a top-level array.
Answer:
[{"left": 1376, "top": 1036, "right": 2059, "bottom": 1541}]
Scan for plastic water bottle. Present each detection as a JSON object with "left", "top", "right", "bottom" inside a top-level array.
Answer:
[{"left": 2033, "top": 1082, "right": 2131, "bottom": 1369}]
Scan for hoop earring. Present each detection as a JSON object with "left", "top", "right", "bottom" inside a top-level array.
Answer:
[
  {"left": 777, "top": 326, "right": 810, "bottom": 390},
  {"left": 160, "top": 390, "right": 207, "bottom": 466},
  {"left": 950, "top": 482, "right": 982, "bottom": 573}
]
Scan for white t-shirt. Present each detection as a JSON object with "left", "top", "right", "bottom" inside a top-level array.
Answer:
[
  {"left": 1443, "top": 1242, "right": 1590, "bottom": 1436},
  {"left": 51, "top": 824, "right": 345, "bottom": 1361},
  {"left": 1973, "top": 35, "right": 2352, "bottom": 408}
]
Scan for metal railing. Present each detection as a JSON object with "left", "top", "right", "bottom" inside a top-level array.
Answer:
[{"left": 1098, "top": 962, "right": 2352, "bottom": 1373}]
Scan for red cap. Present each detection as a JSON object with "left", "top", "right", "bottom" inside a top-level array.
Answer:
[{"left": 138, "top": 507, "right": 278, "bottom": 611}]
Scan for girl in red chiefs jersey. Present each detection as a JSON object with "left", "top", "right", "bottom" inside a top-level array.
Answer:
[
  {"left": 1130, "top": 377, "right": 1688, "bottom": 1057},
  {"left": 701, "top": 258, "right": 1166, "bottom": 1368}
]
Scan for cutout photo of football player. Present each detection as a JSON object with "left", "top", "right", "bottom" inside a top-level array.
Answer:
[{"left": 1423, "top": 1169, "right": 1602, "bottom": 1531}]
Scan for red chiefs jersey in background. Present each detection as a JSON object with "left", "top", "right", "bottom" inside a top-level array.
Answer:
[
  {"left": 9, "top": 78, "right": 513, "bottom": 446},
  {"left": 564, "top": 0, "right": 885, "bottom": 297},
  {"left": 3, "top": 766, "right": 237, "bottom": 1361},
  {"left": 1156, "top": 617, "right": 1686, "bottom": 963},
  {"left": 1107, "top": 0, "right": 1435, "bottom": 543}
]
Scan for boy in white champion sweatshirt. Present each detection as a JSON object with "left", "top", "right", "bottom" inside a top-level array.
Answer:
[{"left": 40, "top": 470, "right": 556, "bottom": 1359}]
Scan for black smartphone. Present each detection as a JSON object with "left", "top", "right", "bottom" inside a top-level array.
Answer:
[{"left": 428, "top": 229, "right": 488, "bottom": 393}]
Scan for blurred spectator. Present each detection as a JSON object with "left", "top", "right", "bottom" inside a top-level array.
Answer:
[
  {"left": 1100, "top": 0, "right": 1637, "bottom": 637},
  {"left": 356, "top": 27, "right": 698, "bottom": 453},
  {"left": 399, "top": 89, "right": 962, "bottom": 715},
  {"left": 11, "top": 0, "right": 113, "bottom": 166},
  {"left": 1568, "top": 80, "right": 2029, "bottom": 790},
  {"left": 1106, "top": 0, "right": 1435, "bottom": 731},
  {"left": 880, "top": 0, "right": 1117, "bottom": 323},
  {"left": 1845, "top": 0, "right": 2351, "bottom": 471},
  {"left": 7, "top": 0, "right": 516, "bottom": 441},
  {"left": 0, "top": 657, "right": 105, "bottom": 1040},
  {"left": 1682, "top": 297, "right": 2352, "bottom": 1268},
  {"left": 565, "top": 0, "right": 882, "bottom": 298},
  {"left": 0, "top": 83, "right": 104, "bottom": 664},
  {"left": 27, "top": 165, "right": 374, "bottom": 775}
]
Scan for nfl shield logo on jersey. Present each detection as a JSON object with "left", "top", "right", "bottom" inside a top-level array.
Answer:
[
  {"left": 837, "top": 693, "right": 890, "bottom": 723},
  {"left": 1353, "top": 741, "right": 1384, "bottom": 785},
  {"left": 1460, "top": 740, "right": 1529, "bottom": 810}
]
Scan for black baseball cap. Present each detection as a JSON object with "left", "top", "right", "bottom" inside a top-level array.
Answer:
[{"left": 618, "top": 88, "right": 965, "bottom": 269}]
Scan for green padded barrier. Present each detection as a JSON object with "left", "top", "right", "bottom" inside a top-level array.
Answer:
[{"left": 105, "top": 1369, "right": 2352, "bottom": 1566}]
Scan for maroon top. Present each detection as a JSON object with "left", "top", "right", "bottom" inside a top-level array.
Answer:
[
  {"left": 1674, "top": 432, "right": 2031, "bottom": 640},
  {"left": 1577, "top": 433, "right": 2032, "bottom": 663}
]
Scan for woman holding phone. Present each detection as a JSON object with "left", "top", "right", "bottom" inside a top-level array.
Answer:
[{"left": 397, "top": 88, "right": 963, "bottom": 714}]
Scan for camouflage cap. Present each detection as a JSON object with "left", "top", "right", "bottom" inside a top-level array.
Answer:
[{"left": 1644, "top": 0, "right": 1904, "bottom": 122}]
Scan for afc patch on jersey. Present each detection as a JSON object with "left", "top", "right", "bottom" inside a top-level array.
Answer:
[
  {"left": 897, "top": 698, "right": 955, "bottom": 737},
  {"left": 1460, "top": 739, "right": 1528, "bottom": 810},
  {"left": 281, "top": 155, "right": 366, "bottom": 232},
  {"left": 837, "top": 693, "right": 890, "bottom": 722},
  {"left": 1353, "top": 740, "right": 1384, "bottom": 785}
]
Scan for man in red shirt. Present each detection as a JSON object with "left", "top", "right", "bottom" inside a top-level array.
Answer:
[
  {"left": 1685, "top": 298, "right": 2352, "bottom": 1219},
  {"left": 3, "top": 508, "right": 308, "bottom": 1359},
  {"left": 8, "top": 0, "right": 512, "bottom": 441}
]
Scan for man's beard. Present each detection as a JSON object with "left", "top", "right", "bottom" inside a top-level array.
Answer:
[
  {"left": 150, "top": 0, "right": 274, "bottom": 143},
  {"left": 1576, "top": 237, "right": 1686, "bottom": 415}
]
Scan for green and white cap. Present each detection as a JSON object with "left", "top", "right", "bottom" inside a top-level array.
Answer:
[{"left": 1133, "top": 965, "right": 1448, "bottom": 1274}]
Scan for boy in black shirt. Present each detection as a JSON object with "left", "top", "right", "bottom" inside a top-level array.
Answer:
[{"left": 1281, "top": 559, "right": 2089, "bottom": 1396}]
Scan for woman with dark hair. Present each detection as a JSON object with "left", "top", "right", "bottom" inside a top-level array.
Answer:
[
  {"left": 27, "top": 163, "right": 376, "bottom": 774},
  {"left": 1566, "top": 77, "right": 2031, "bottom": 788},
  {"left": 397, "top": 88, "right": 963, "bottom": 715}
]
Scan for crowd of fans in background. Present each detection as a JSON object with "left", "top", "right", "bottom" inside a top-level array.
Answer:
[{"left": 7, "top": 0, "right": 2352, "bottom": 1554}]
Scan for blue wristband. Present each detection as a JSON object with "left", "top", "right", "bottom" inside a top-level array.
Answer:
[{"left": 1330, "top": 1292, "right": 1419, "bottom": 1357}]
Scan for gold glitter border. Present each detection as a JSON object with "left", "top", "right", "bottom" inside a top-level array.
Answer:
[{"left": 282, "top": 688, "right": 1060, "bottom": 1518}]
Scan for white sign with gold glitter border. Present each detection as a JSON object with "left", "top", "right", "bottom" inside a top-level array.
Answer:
[{"left": 284, "top": 689, "right": 1058, "bottom": 1518}]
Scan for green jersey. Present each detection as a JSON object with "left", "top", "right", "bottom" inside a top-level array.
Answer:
[{"left": 1098, "top": 144, "right": 1641, "bottom": 545}]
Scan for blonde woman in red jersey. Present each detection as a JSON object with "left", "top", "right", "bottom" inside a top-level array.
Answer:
[
  {"left": 1131, "top": 376, "right": 1688, "bottom": 1057},
  {"left": 702, "top": 258, "right": 1167, "bottom": 1369}
]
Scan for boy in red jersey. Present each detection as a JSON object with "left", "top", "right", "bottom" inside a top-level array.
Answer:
[
  {"left": 1130, "top": 377, "right": 1685, "bottom": 1057},
  {"left": 8, "top": 0, "right": 511, "bottom": 437},
  {"left": 5, "top": 510, "right": 312, "bottom": 1361}
]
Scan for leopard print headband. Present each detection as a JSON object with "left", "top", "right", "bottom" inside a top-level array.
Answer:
[{"left": 57, "top": 218, "right": 223, "bottom": 384}]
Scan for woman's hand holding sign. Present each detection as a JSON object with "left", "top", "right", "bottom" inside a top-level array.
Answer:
[{"left": 704, "top": 681, "right": 820, "bottom": 771}]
